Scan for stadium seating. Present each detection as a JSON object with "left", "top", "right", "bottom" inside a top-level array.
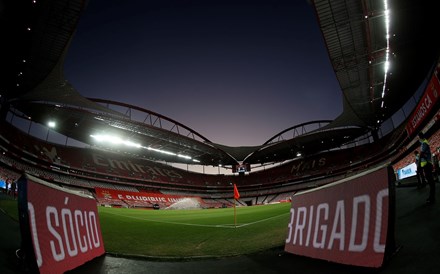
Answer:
[{"left": 0, "top": 116, "right": 430, "bottom": 208}]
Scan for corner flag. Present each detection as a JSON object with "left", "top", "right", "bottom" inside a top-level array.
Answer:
[{"left": 233, "top": 184, "right": 240, "bottom": 200}]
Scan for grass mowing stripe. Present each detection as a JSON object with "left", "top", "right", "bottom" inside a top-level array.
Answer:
[
  {"left": 104, "top": 210, "right": 289, "bottom": 229},
  {"left": 104, "top": 211, "right": 234, "bottom": 228},
  {"left": 99, "top": 202, "right": 291, "bottom": 257},
  {"left": 236, "top": 212, "right": 290, "bottom": 228},
  {"left": 0, "top": 195, "right": 291, "bottom": 257}
]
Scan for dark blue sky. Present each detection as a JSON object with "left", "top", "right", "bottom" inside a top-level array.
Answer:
[{"left": 64, "top": 0, "right": 342, "bottom": 146}]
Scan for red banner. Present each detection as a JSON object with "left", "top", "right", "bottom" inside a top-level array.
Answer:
[
  {"left": 95, "top": 188, "right": 188, "bottom": 204},
  {"left": 284, "top": 167, "right": 391, "bottom": 268},
  {"left": 406, "top": 72, "right": 440, "bottom": 136},
  {"left": 23, "top": 175, "right": 105, "bottom": 273}
]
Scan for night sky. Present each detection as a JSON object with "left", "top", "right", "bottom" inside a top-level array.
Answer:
[{"left": 64, "top": 0, "right": 342, "bottom": 146}]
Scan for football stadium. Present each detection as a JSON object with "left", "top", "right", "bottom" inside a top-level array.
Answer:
[{"left": 1, "top": 0, "right": 440, "bottom": 273}]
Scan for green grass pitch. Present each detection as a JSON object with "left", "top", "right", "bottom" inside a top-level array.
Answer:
[
  {"left": 0, "top": 197, "right": 291, "bottom": 258},
  {"left": 99, "top": 202, "right": 291, "bottom": 258}
]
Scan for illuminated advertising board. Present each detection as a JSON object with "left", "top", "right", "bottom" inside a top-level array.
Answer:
[
  {"left": 397, "top": 162, "right": 417, "bottom": 180},
  {"left": 18, "top": 174, "right": 105, "bottom": 273},
  {"left": 284, "top": 166, "right": 395, "bottom": 268}
]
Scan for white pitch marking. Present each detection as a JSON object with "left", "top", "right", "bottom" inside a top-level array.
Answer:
[{"left": 104, "top": 211, "right": 289, "bottom": 229}]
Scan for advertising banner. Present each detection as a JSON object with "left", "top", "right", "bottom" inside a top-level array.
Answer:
[
  {"left": 397, "top": 162, "right": 417, "bottom": 180},
  {"left": 95, "top": 187, "right": 187, "bottom": 204},
  {"left": 18, "top": 174, "right": 105, "bottom": 273},
  {"left": 406, "top": 71, "right": 440, "bottom": 137},
  {"left": 284, "top": 166, "right": 395, "bottom": 268}
]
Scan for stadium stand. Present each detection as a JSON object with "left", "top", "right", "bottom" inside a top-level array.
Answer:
[{"left": 0, "top": 116, "right": 418, "bottom": 209}]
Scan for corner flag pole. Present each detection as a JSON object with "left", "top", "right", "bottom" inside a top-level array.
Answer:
[
  {"left": 233, "top": 184, "right": 240, "bottom": 228},
  {"left": 234, "top": 198, "right": 237, "bottom": 228}
]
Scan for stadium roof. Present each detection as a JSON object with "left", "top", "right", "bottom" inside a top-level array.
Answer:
[{"left": 1, "top": 0, "right": 439, "bottom": 167}]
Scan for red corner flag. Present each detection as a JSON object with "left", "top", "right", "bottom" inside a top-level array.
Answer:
[{"left": 233, "top": 184, "right": 240, "bottom": 200}]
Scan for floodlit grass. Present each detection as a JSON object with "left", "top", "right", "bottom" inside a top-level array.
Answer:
[
  {"left": 0, "top": 194, "right": 292, "bottom": 258},
  {"left": 0, "top": 196, "right": 19, "bottom": 221},
  {"left": 99, "top": 203, "right": 291, "bottom": 258}
]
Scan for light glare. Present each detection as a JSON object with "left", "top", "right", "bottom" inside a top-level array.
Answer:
[{"left": 90, "top": 134, "right": 193, "bottom": 160}]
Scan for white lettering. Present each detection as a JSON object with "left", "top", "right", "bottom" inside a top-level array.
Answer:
[
  {"left": 293, "top": 207, "right": 307, "bottom": 245},
  {"left": 285, "top": 208, "right": 295, "bottom": 244},
  {"left": 411, "top": 94, "right": 433, "bottom": 128},
  {"left": 75, "top": 210, "right": 88, "bottom": 253},
  {"left": 91, "top": 153, "right": 183, "bottom": 179},
  {"left": 62, "top": 208, "right": 78, "bottom": 257},
  {"left": 374, "top": 189, "right": 388, "bottom": 253},
  {"left": 286, "top": 189, "right": 387, "bottom": 254},
  {"left": 84, "top": 211, "right": 92, "bottom": 249},
  {"left": 89, "top": 212, "right": 101, "bottom": 248},
  {"left": 327, "top": 200, "right": 345, "bottom": 250},
  {"left": 305, "top": 205, "right": 314, "bottom": 247},
  {"left": 313, "top": 203, "right": 328, "bottom": 249},
  {"left": 43, "top": 205, "right": 102, "bottom": 263},
  {"left": 46, "top": 206, "right": 65, "bottom": 261},
  {"left": 349, "top": 195, "right": 370, "bottom": 252},
  {"left": 28, "top": 202, "right": 43, "bottom": 267}
]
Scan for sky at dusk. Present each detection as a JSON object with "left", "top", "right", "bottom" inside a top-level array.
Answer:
[{"left": 64, "top": 0, "right": 342, "bottom": 147}]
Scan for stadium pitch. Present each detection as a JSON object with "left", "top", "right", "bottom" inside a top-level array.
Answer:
[
  {"left": 0, "top": 197, "right": 291, "bottom": 259},
  {"left": 99, "top": 202, "right": 291, "bottom": 258}
]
